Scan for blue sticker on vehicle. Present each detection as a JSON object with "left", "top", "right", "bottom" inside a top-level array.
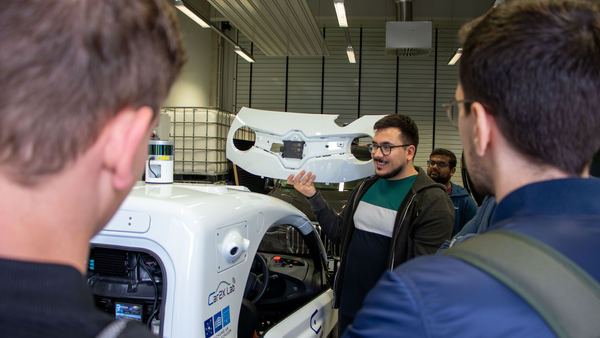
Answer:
[
  {"left": 214, "top": 311, "right": 223, "bottom": 333},
  {"left": 204, "top": 317, "right": 214, "bottom": 338},
  {"left": 204, "top": 306, "right": 232, "bottom": 338},
  {"left": 223, "top": 306, "right": 231, "bottom": 327}
]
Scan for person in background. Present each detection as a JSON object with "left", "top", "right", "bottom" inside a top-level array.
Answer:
[
  {"left": 288, "top": 114, "right": 454, "bottom": 336},
  {"left": 0, "top": 1, "right": 185, "bottom": 337},
  {"left": 343, "top": 0, "right": 600, "bottom": 336},
  {"left": 427, "top": 148, "right": 478, "bottom": 236}
]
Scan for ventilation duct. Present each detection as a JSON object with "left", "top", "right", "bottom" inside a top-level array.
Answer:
[{"left": 385, "top": 0, "right": 432, "bottom": 57}]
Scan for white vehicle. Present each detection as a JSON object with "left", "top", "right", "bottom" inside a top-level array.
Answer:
[{"left": 88, "top": 183, "right": 337, "bottom": 338}]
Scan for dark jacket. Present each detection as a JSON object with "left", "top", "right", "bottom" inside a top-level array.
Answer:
[
  {"left": 449, "top": 182, "right": 478, "bottom": 236},
  {"left": 437, "top": 195, "right": 497, "bottom": 253},
  {"left": 344, "top": 178, "right": 600, "bottom": 338},
  {"left": 307, "top": 166, "right": 454, "bottom": 308}
]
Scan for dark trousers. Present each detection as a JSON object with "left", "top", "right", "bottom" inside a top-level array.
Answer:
[{"left": 338, "top": 312, "right": 354, "bottom": 337}]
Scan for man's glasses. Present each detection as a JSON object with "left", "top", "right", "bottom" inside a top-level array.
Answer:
[
  {"left": 367, "top": 143, "right": 411, "bottom": 156},
  {"left": 427, "top": 160, "right": 450, "bottom": 169},
  {"left": 442, "top": 99, "right": 472, "bottom": 128}
]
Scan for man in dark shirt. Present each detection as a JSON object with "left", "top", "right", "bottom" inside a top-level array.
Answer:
[
  {"left": 288, "top": 114, "right": 454, "bottom": 336},
  {"left": 0, "top": 1, "right": 185, "bottom": 337},
  {"left": 427, "top": 148, "right": 478, "bottom": 236}
]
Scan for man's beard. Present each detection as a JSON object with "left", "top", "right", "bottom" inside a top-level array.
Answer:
[
  {"left": 430, "top": 172, "right": 451, "bottom": 185},
  {"left": 377, "top": 162, "right": 406, "bottom": 179},
  {"left": 465, "top": 146, "right": 494, "bottom": 197}
]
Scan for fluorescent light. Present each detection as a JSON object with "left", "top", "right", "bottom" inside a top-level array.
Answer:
[
  {"left": 346, "top": 47, "right": 356, "bottom": 63},
  {"left": 234, "top": 46, "right": 256, "bottom": 63},
  {"left": 448, "top": 48, "right": 462, "bottom": 65},
  {"left": 338, "top": 182, "right": 345, "bottom": 192},
  {"left": 334, "top": 0, "right": 348, "bottom": 28},
  {"left": 174, "top": 1, "right": 211, "bottom": 28}
]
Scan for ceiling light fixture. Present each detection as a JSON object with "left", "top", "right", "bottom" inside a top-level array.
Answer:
[
  {"left": 173, "top": 1, "right": 256, "bottom": 63},
  {"left": 346, "top": 47, "right": 356, "bottom": 63},
  {"left": 334, "top": 0, "right": 348, "bottom": 28},
  {"left": 448, "top": 47, "right": 462, "bottom": 65},
  {"left": 234, "top": 46, "right": 256, "bottom": 63},
  {"left": 174, "top": 1, "right": 211, "bottom": 28}
]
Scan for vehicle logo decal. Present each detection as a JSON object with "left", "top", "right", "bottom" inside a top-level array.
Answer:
[
  {"left": 214, "top": 311, "right": 223, "bottom": 333},
  {"left": 208, "top": 277, "right": 236, "bottom": 306},
  {"left": 310, "top": 309, "right": 321, "bottom": 334},
  {"left": 204, "top": 317, "right": 214, "bottom": 338},
  {"left": 223, "top": 305, "right": 231, "bottom": 327},
  {"left": 205, "top": 306, "right": 232, "bottom": 338}
]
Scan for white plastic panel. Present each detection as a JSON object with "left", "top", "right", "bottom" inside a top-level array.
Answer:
[
  {"left": 102, "top": 210, "right": 150, "bottom": 233},
  {"left": 227, "top": 107, "right": 385, "bottom": 183},
  {"left": 216, "top": 222, "right": 250, "bottom": 273},
  {"left": 263, "top": 289, "right": 337, "bottom": 338}
]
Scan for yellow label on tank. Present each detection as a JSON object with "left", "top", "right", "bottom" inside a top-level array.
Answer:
[{"left": 157, "top": 156, "right": 170, "bottom": 160}]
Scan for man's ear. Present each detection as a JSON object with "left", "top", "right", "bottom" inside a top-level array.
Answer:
[
  {"left": 450, "top": 166, "right": 456, "bottom": 176},
  {"left": 471, "top": 102, "right": 494, "bottom": 157},
  {"left": 102, "top": 106, "right": 154, "bottom": 191},
  {"left": 406, "top": 145, "right": 416, "bottom": 161}
]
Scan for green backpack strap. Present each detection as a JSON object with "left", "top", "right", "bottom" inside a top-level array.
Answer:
[{"left": 442, "top": 229, "right": 600, "bottom": 338}]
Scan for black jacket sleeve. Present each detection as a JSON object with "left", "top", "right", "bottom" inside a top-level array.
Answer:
[
  {"left": 409, "top": 186, "right": 454, "bottom": 257},
  {"left": 306, "top": 190, "right": 343, "bottom": 244}
]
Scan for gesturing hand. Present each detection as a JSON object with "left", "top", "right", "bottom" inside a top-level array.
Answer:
[{"left": 287, "top": 170, "right": 317, "bottom": 198}]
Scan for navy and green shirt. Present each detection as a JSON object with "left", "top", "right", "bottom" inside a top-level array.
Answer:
[{"left": 339, "top": 174, "right": 417, "bottom": 317}]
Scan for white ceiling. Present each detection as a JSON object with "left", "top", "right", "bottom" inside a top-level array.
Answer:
[{"left": 205, "top": 0, "right": 497, "bottom": 56}]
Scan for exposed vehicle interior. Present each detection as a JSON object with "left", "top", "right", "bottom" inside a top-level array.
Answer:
[
  {"left": 87, "top": 246, "right": 164, "bottom": 334},
  {"left": 240, "top": 224, "right": 331, "bottom": 337},
  {"left": 86, "top": 223, "right": 330, "bottom": 338}
]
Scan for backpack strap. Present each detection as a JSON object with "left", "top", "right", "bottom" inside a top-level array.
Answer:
[
  {"left": 442, "top": 229, "right": 600, "bottom": 338},
  {"left": 95, "top": 319, "right": 129, "bottom": 338}
]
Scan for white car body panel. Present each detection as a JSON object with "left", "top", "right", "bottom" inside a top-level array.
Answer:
[
  {"left": 90, "top": 183, "right": 335, "bottom": 338},
  {"left": 262, "top": 289, "right": 337, "bottom": 338},
  {"left": 227, "top": 107, "right": 385, "bottom": 183}
]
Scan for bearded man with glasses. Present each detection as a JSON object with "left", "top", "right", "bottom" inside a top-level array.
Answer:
[
  {"left": 427, "top": 148, "right": 478, "bottom": 236},
  {"left": 287, "top": 114, "right": 454, "bottom": 336}
]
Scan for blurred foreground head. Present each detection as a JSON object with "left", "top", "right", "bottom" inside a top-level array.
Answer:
[
  {"left": 459, "top": 0, "right": 600, "bottom": 176},
  {"left": 0, "top": 0, "right": 186, "bottom": 185}
]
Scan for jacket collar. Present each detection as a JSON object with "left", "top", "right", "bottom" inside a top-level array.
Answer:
[{"left": 491, "top": 177, "right": 600, "bottom": 225}]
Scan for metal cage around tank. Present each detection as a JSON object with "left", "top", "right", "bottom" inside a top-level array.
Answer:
[{"left": 161, "top": 107, "right": 254, "bottom": 177}]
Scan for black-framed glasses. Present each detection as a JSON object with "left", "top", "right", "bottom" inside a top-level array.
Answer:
[
  {"left": 367, "top": 143, "right": 411, "bottom": 156},
  {"left": 427, "top": 160, "right": 450, "bottom": 169},
  {"left": 442, "top": 99, "right": 472, "bottom": 129}
]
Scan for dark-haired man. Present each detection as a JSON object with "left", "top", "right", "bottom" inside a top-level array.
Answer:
[
  {"left": 343, "top": 0, "right": 600, "bottom": 337},
  {"left": 288, "top": 114, "right": 454, "bottom": 336},
  {"left": 0, "top": 1, "right": 185, "bottom": 337},
  {"left": 427, "top": 148, "right": 477, "bottom": 236}
]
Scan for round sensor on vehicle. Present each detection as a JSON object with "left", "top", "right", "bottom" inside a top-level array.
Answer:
[{"left": 221, "top": 229, "right": 250, "bottom": 264}]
